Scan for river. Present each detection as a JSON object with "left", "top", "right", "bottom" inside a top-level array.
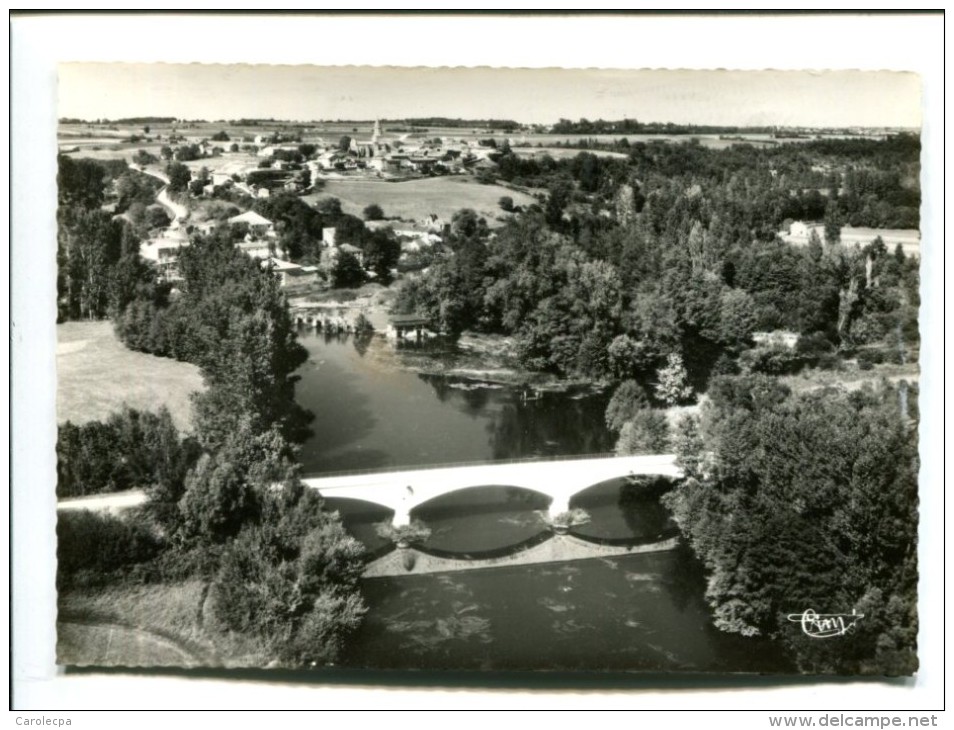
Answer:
[
  {"left": 295, "top": 331, "right": 789, "bottom": 673},
  {"left": 295, "top": 332, "right": 615, "bottom": 474}
]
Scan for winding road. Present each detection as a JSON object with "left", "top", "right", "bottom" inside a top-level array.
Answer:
[{"left": 139, "top": 165, "right": 189, "bottom": 226}]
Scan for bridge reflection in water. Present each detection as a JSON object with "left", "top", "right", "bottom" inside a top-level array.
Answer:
[{"left": 302, "top": 453, "right": 683, "bottom": 527}]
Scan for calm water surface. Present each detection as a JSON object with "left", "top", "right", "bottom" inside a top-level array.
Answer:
[
  {"left": 295, "top": 331, "right": 788, "bottom": 672},
  {"left": 295, "top": 332, "right": 614, "bottom": 474}
]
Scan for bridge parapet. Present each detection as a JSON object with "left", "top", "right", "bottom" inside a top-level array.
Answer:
[{"left": 303, "top": 454, "right": 682, "bottom": 525}]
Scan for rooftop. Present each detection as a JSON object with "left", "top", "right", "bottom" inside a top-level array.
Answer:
[{"left": 228, "top": 210, "right": 274, "bottom": 227}]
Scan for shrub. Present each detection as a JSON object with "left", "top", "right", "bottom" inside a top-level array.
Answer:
[
  {"left": 615, "top": 409, "right": 671, "bottom": 455},
  {"left": 796, "top": 332, "right": 835, "bottom": 356},
  {"left": 739, "top": 344, "right": 805, "bottom": 376},
  {"left": 605, "top": 380, "right": 650, "bottom": 432},
  {"left": 654, "top": 353, "right": 694, "bottom": 406},
  {"left": 816, "top": 353, "right": 843, "bottom": 371},
  {"left": 57, "top": 509, "right": 164, "bottom": 588},
  {"left": 374, "top": 520, "right": 432, "bottom": 547},
  {"left": 57, "top": 406, "right": 197, "bottom": 499},
  {"left": 362, "top": 203, "right": 385, "bottom": 221},
  {"left": 208, "top": 494, "right": 366, "bottom": 666},
  {"left": 709, "top": 352, "right": 739, "bottom": 378},
  {"left": 545, "top": 508, "right": 591, "bottom": 530},
  {"left": 353, "top": 313, "right": 374, "bottom": 334}
]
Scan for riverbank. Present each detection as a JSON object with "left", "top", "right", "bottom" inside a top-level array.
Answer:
[
  {"left": 292, "top": 286, "right": 610, "bottom": 391},
  {"left": 364, "top": 534, "right": 680, "bottom": 577}
]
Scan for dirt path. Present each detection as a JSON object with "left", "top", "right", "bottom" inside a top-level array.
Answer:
[
  {"left": 57, "top": 489, "right": 146, "bottom": 513},
  {"left": 156, "top": 186, "right": 189, "bottom": 224},
  {"left": 57, "top": 620, "right": 205, "bottom": 667}
]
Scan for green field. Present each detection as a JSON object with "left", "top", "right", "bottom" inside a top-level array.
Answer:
[
  {"left": 303, "top": 176, "right": 538, "bottom": 226},
  {"left": 57, "top": 580, "right": 268, "bottom": 668},
  {"left": 57, "top": 321, "right": 204, "bottom": 432},
  {"left": 513, "top": 146, "right": 629, "bottom": 160}
]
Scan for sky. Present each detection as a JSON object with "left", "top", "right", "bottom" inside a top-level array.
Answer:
[{"left": 58, "top": 64, "right": 921, "bottom": 129}]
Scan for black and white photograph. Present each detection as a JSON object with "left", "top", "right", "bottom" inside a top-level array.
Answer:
[{"left": 11, "top": 11, "right": 944, "bottom": 715}]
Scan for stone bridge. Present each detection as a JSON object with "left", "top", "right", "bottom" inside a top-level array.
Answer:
[{"left": 302, "top": 454, "right": 683, "bottom": 526}]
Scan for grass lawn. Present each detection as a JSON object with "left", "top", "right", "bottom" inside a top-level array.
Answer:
[
  {"left": 57, "top": 580, "right": 269, "bottom": 668},
  {"left": 57, "top": 321, "right": 204, "bottom": 432},
  {"left": 303, "top": 176, "right": 537, "bottom": 226}
]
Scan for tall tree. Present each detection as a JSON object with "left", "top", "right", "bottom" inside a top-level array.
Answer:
[
  {"left": 166, "top": 161, "right": 192, "bottom": 193},
  {"left": 664, "top": 377, "right": 918, "bottom": 674}
]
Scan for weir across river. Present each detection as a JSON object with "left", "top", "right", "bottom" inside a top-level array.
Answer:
[{"left": 301, "top": 453, "right": 683, "bottom": 526}]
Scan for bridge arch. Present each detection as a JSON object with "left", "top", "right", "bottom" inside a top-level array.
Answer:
[{"left": 408, "top": 483, "right": 551, "bottom": 518}]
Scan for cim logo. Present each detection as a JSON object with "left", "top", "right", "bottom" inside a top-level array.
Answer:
[{"left": 786, "top": 609, "right": 864, "bottom": 639}]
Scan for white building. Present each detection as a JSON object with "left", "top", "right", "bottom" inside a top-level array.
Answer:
[
  {"left": 789, "top": 221, "right": 810, "bottom": 237},
  {"left": 237, "top": 239, "right": 273, "bottom": 260},
  {"left": 140, "top": 227, "right": 191, "bottom": 278},
  {"left": 228, "top": 210, "right": 276, "bottom": 238},
  {"left": 262, "top": 257, "right": 319, "bottom": 288}
]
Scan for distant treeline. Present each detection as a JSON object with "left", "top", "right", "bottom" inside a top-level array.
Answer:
[
  {"left": 58, "top": 116, "right": 179, "bottom": 125},
  {"left": 385, "top": 117, "right": 520, "bottom": 130},
  {"left": 61, "top": 115, "right": 894, "bottom": 135},
  {"left": 551, "top": 118, "right": 779, "bottom": 135}
]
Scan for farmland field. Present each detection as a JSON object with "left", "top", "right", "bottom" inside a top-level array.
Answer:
[
  {"left": 57, "top": 321, "right": 203, "bottom": 431},
  {"left": 302, "top": 176, "right": 538, "bottom": 225},
  {"left": 512, "top": 146, "right": 630, "bottom": 160}
]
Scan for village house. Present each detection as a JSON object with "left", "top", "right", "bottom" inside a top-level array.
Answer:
[
  {"left": 420, "top": 213, "right": 445, "bottom": 231},
  {"left": 338, "top": 243, "right": 364, "bottom": 265},
  {"left": 789, "top": 221, "right": 810, "bottom": 237},
  {"left": 191, "top": 219, "right": 222, "bottom": 236},
  {"left": 228, "top": 210, "right": 276, "bottom": 239},
  {"left": 262, "top": 257, "right": 319, "bottom": 289},
  {"left": 237, "top": 239, "right": 273, "bottom": 260},
  {"left": 139, "top": 226, "right": 190, "bottom": 279}
]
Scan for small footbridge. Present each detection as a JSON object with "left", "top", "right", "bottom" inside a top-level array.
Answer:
[{"left": 302, "top": 453, "right": 683, "bottom": 526}]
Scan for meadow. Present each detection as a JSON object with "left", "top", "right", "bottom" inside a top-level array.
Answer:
[
  {"left": 303, "top": 176, "right": 538, "bottom": 225},
  {"left": 57, "top": 580, "right": 270, "bottom": 668},
  {"left": 57, "top": 320, "right": 204, "bottom": 431}
]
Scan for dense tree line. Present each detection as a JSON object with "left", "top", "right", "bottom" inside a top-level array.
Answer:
[
  {"left": 396, "top": 138, "right": 919, "bottom": 393},
  {"left": 494, "top": 135, "right": 919, "bottom": 231},
  {"left": 113, "top": 229, "right": 311, "bottom": 446},
  {"left": 57, "top": 156, "right": 136, "bottom": 321},
  {"left": 56, "top": 156, "right": 181, "bottom": 321},
  {"left": 388, "top": 117, "right": 519, "bottom": 130},
  {"left": 663, "top": 376, "right": 918, "bottom": 675},
  {"left": 56, "top": 406, "right": 199, "bottom": 499},
  {"left": 59, "top": 221, "right": 366, "bottom": 664},
  {"left": 550, "top": 117, "right": 777, "bottom": 135}
]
